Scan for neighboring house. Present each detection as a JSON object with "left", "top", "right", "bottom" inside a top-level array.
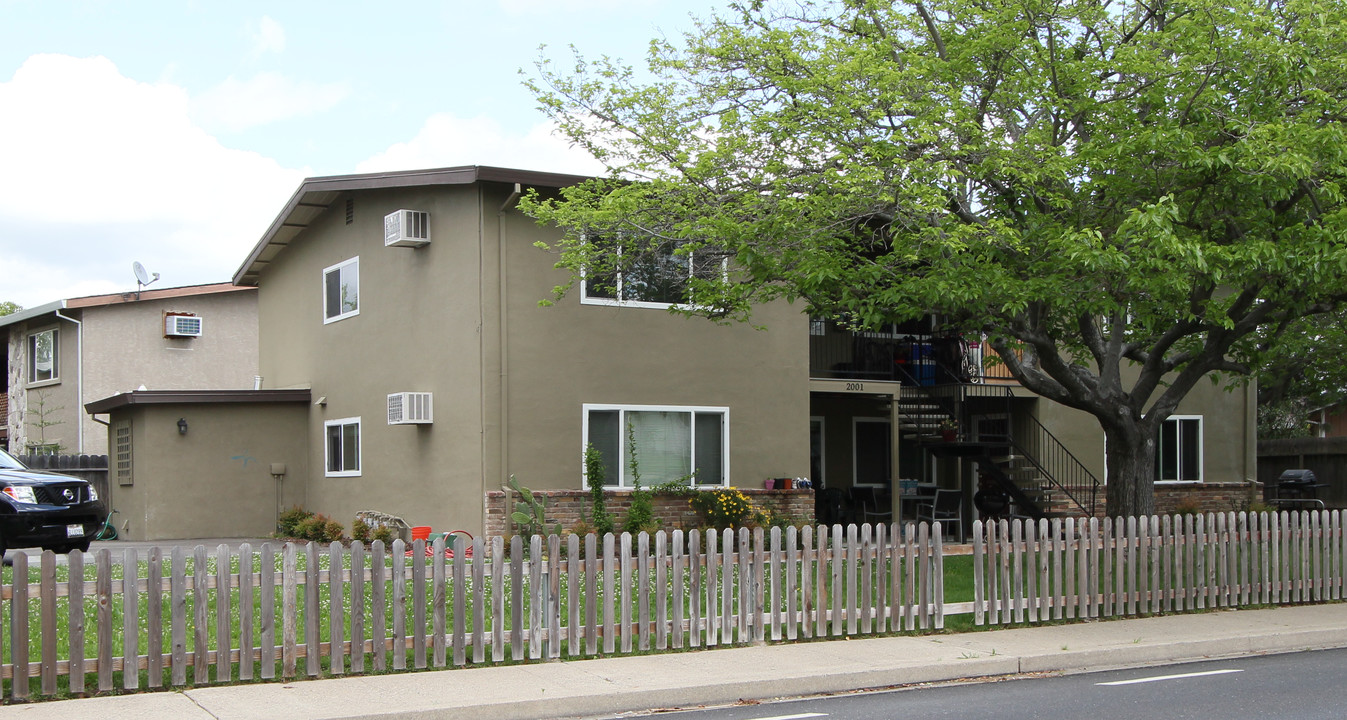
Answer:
[
  {"left": 91, "top": 165, "right": 1259, "bottom": 539},
  {"left": 1308, "top": 403, "right": 1347, "bottom": 438},
  {"left": 2, "top": 283, "right": 259, "bottom": 455}
]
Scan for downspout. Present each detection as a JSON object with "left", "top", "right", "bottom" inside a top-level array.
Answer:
[
  {"left": 53, "top": 308, "right": 83, "bottom": 453},
  {"left": 498, "top": 184, "right": 521, "bottom": 508}
]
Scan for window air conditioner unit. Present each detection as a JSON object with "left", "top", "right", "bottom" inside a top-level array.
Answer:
[
  {"left": 388, "top": 392, "right": 433, "bottom": 425},
  {"left": 164, "top": 314, "right": 203, "bottom": 337},
  {"left": 384, "top": 209, "right": 431, "bottom": 248}
]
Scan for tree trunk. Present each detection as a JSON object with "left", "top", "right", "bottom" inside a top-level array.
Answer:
[{"left": 1103, "top": 422, "right": 1157, "bottom": 518}]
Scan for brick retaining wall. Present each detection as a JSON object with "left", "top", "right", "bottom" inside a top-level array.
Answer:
[
  {"left": 1153, "top": 481, "right": 1263, "bottom": 515},
  {"left": 485, "top": 488, "right": 815, "bottom": 538}
]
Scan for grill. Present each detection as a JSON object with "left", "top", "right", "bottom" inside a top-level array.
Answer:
[
  {"left": 33, "top": 483, "right": 87, "bottom": 506},
  {"left": 1272, "top": 469, "right": 1325, "bottom": 508}
]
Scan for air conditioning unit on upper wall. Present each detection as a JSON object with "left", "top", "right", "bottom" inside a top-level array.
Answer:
[
  {"left": 164, "top": 313, "right": 203, "bottom": 337},
  {"left": 388, "top": 392, "right": 433, "bottom": 425},
  {"left": 384, "top": 209, "right": 431, "bottom": 248}
]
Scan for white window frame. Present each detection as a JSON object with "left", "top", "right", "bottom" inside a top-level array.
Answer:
[
  {"left": 581, "top": 403, "right": 730, "bottom": 489},
  {"left": 322, "top": 256, "right": 360, "bottom": 324},
  {"left": 580, "top": 236, "right": 727, "bottom": 310},
  {"left": 1156, "top": 415, "right": 1203, "bottom": 483},
  {"left": 26, "top": 326, "right": 59, "bottom": 386},
  {"left": 852, "top": 417, "right": 892, "bottom": 487},
  {"left": 324, "top": 416, "right": 362, "bottom": 477}
]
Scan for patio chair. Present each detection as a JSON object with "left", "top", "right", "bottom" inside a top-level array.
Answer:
[
  {"left": 917, "top": 489, "right": 964, "bottom": 542},
  {"left": 850, "top": 486, "right": 893, "bottom": 526}
]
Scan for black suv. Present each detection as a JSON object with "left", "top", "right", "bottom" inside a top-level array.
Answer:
[{"left": 0, "top": 448, "right": 107, "bottom": 554}]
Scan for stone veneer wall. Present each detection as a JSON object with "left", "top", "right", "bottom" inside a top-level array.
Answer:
[{"left": 485, "top": 488, "right": 815, "bottom": 538}]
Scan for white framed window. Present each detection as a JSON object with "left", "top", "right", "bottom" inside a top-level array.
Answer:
[
  {"left": 1157, "top": 415, "right": 1202, "bottom": 482},
  {"left": 581, "top": 236, "right": 726, "bottom": 309},
  {"left": 582, "top": 403, "right": 729, "bottom": 488},
  {"left": 323, "top": 257, "right": 360, "bottom": 323},
  {"left": 325, "top": 417, "right": 361, "bottom": 477},
  {"left": 852, "top": 417, "right": 892, "bottom": 487},
  {"left": 27, "top": 327, "right": 58, "bottom": 385}
]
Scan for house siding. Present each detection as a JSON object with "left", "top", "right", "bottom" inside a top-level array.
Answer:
[
  {"left": 1034, "top": 372, "right": 1257, "bottom": 486},
  {"left": 256, "top": 181, "right": 811, "bottom": 537},
  {"left": 493, "top": 182, "right": 810, "bottom": 498},
  {"left": 256, "top": 184, "right": 487, "bottom": 536},
  {"left": 4, "top": 290, "right": 258, "bottom": 455}
]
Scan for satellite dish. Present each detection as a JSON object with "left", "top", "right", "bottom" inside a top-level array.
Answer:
[{"left": 132, "top": 261, "right": 160, "bottom": 297}]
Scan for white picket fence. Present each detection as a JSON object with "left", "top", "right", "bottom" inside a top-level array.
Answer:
[
  {"left": 970, "top": 510, "right": 1345, "bottom": 625},
  {"left": 0, "top": 510, "right": 1341, "bottom": 701}
]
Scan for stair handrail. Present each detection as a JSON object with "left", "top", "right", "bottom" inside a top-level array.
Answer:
[{"left": 1005, "top": 402, "right": 1101, "bottom": 516}]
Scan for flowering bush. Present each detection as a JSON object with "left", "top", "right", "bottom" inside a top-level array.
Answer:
[{"left": 689, "top": 487, "right": 756, "bottom": 529}]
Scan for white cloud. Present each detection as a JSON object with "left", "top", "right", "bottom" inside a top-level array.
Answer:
[
  {"left": 249, "top": 16, "right": 286, "bottom": 58},
  {"left": 356, "top": 113, "right": 606, "bottom": 177},
  {"left": 0, "top": 54, "right": 305, "bottom": 306},
  {"left": 192, "top": 72, "right": 349, "bottom": 132}
]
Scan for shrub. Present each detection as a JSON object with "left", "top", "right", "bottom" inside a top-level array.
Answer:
[
  {"left": 689, "top": 487, "right": 756, "bottom": 529},
  {"left": 320, "top": 517, "right": 345, "bottom": 543},
  {"left": 351, "top": 518, "right": 372, "bottom": 543},
  {"left": 278, "top": 506, "right": 313, "bottom": 537},
  {"left": 371, "top": 525, "right": 395, "bottom": 545},
  {"left": 289, "top": 512, "right": 345, "bottom": 543}
]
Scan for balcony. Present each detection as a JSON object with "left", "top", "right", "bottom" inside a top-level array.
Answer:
[{"left": 809, "top": 321, "right": 1018, "bottom": 385}]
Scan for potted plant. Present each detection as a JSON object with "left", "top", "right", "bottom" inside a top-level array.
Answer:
[{"left": 938, "top": 417, "right": 959, "bottom": 442}]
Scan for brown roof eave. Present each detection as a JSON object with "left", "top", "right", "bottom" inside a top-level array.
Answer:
[
  {"left": 85, "top": 389, "right": 312, "bottom": 415},
  {"left": 231, "top": 164, "right": 593, "bottom": 286}
]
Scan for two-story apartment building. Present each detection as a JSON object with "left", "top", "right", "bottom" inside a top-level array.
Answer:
[
  {"left": 2, "top": 284, "right": 259, "bottom": 455},
  {"left": 88, "top": 165, "right": 1258, "bottom": 539}
]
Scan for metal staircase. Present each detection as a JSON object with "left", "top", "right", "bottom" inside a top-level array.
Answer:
[{"left": 901, "top": 384, "right": 1101, "bottom": 518}]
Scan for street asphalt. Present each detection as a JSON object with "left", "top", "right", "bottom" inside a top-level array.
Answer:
[{"left": 0, "top": 598, "right": 1343, "bottom": 719}]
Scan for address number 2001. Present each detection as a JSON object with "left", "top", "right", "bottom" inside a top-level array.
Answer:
[{"left": 845, "top": 382, "right": 865, "bottom": 391}]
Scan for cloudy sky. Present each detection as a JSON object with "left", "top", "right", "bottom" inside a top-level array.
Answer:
[{"left": 0, "top": 0, "right": 719, "bottom": 307}]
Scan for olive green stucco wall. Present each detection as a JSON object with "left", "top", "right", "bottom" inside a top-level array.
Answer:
[
  {"left": 256, "top": 185, "right": 484, "bottom": 535},
  {"left": 490, "top": 183, "right": 810, "bottom": 495},
  {"left": 255, "top": 181, "right": 810, "bottom": 536},
  {"left": 105, "top": 402, "right": 308, "bottom": 541},
  {"left": 1034, "top": 374, "right": 1258, "bottom": 486}
]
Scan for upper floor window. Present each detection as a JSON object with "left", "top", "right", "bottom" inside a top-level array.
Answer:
[
  {"left": 583, "top": 403, "right": 728, "bottom": 488},
  {"left": 1156, "top": 416, "right": 1202, "bottom": 482},
  {"left": 582, "top": 237, "right": 725, "bottom": 309},
  {"left": 27, "top": 327, "right": 58, "bottom": 384},
  {"left": 323, "top": 257, "right": 360, "bottom": 323}
]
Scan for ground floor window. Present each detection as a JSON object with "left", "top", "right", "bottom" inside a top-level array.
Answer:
[
  {"left": 1156, "top": 415, "right": 1202, "bottom": 482},
  {"left": 583, "top": 404, "right": 728, "bottom": 488},
  {"left": 325, "top": 417, "right": 361, "bottom": 477}
]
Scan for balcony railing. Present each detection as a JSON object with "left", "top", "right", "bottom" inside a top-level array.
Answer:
[{"left": 810, "top": 325, "right": 1018, "bottom": 385}]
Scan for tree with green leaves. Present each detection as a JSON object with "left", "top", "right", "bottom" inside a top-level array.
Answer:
[
  {"left": 0, "top": 301, "right": 19, "bottom": 317},
  {"left": 1256, "top": 310, "right": 1347, "bottom": 437},
  {"left": 524, "top": 0, "right": 1347, "bottom": 517}
]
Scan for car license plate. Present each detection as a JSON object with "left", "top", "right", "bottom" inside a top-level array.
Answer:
[{"left": 66, "top": 524, "right": 84, "bottom": 538}]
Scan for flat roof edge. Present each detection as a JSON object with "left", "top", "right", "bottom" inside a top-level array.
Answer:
[{"left": 85, "top": 389, "right": 312, "bottom": 414}]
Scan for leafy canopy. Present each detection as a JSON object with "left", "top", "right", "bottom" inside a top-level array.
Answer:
[{"left": 524, "top": 0, "right": 1347, "bottom": 514}]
